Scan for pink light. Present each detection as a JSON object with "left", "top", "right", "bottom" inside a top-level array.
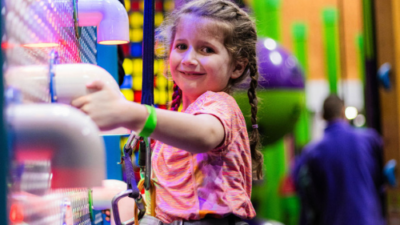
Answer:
[
  {"left": 98, "top": 40, "right": 129, "bottom": 45},
  {"left": 22, "top": 43, "right": 59, "bottom": 48}
]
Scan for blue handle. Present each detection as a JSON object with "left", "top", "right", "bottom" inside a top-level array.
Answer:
[
  {"left": 377, "top": 63, "right": 391, "bottom": 90},
  {"left": 384, "top": 159, "right": 397, "bottom": 187}
]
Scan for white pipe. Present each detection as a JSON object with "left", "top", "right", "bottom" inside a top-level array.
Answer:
[
  {"left": 8, "top": 104, "right": 106, "bottom": 188},
  {"left": 78, "top": 0, "right": 129, "bottom": 44},
  {"left": 4, "top": 63, "right": 130, "bottom": 135},
  {"left": 5, "top": 63, "right": 121, "bottom": 104},
  {"left": 54, "top": 64, "right": 121, "bottom": 104}
]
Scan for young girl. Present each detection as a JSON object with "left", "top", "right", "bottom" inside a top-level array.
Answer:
[{"left": 72, "top": 0, "right": 263, "bottom": 224}]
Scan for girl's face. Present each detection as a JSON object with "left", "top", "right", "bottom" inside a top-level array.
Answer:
[{"left": 169, "top": 14, "right": 241, "bottom": 103}]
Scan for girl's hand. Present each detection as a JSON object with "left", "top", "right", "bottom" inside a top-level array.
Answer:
[{"left": 71, "top": 80, "right": 128, "bottom": 130}]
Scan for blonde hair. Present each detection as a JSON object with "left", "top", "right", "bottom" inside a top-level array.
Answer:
[{"left": 157, "top": 0, "right": 263, "bottom": 180}]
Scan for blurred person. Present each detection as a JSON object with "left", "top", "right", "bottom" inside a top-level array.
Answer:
[{"left": 292, "top": 94, "right": 385, "bottom": 225}]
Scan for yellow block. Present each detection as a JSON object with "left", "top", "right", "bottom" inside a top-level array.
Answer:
[
  {"left": 130, "top": 28, "right": 143, "bottom": 42},
  {"left": 130, "top": 12, "right": 143, "bottom": 28},
  {"left": 121, "top": 88, "right": 134, "bottom": 102},
  {"left": 133, "top": 76, "right": 143, "bottom": 91},
  {"left": 124, "top": 0, "right": 130, "bottom": 11},
  {"left": 140, "top": 0, "right": 144, "bottom": 11},
  {"left": 167, "top": 79, "right": 174, "bottom": 90},
  {"left": 154, "top": 89, "right": 160, "bottom": 105},
  {"left": 155, "top": 12, "right": 164, "bottom": 27},
  {"left": 157, "top": 74, "right": 167, "bottom": 89},
  {"left": 158, "top": 89, "right": 167, "bottom": 105},
  {"left": 123, "top": 58, "right": 133, "bottom": 75},
  {"left": 132, "top": 58, "right": 143, "bottom": 75},
  {"left": 178, "top": 104, "right": 183, "bottom": 112},
  {"left": 158, "top": 60, "right": 165, "bottom": 75},
  {"left": 154, "top": 60, "right": 159, "bottom": 75},
  {"left": 120, "top": 136, "right": 129, "bottom": 154},
  {"left": 164, "top": 0, "right": 174, "bottom": 12}
]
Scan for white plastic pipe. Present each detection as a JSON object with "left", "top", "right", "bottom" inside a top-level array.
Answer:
[
  {"left": 8, "top": 104, "right": 106, "bottom": 188},
  {"left": 78, "top": 0, "right": 129, "bottom": 45},
  {"left": 5, "top": 63, "right": 130, "bottom": 135},
  {"left": 5, "top": 63, "right": 120, "bottom": 104},
  {"left": 54, "top": 64, "right": 121, "bottom": 104}
]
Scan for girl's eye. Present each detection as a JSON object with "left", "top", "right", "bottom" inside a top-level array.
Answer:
[
  {"left": 176, "top": 44, "right": 187, "bottom": 50},
  {"left": 201, "top": 47, "right": 214, "bottom": 53}
]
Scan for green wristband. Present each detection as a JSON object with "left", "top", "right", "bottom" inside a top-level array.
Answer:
[{"left": 139, "top": 105, "right": 157, "bottom": 137}]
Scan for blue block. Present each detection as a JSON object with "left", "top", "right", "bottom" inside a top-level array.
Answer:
[
  {"left": 130, "top": 42, "right": 142, "bottom": 57},
  {"left": 121, "top": 75, "right": 133, "bottom": 89}
]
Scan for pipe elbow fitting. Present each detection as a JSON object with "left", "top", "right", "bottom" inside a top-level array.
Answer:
[
  {"left": 78, "top": 0, "right": 129, "bottom": 44},
  {"left": 8, "top": 104, "right": 106, "bottom": 188}
]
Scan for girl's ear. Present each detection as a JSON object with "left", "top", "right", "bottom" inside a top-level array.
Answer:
[{"left": 231, "top": 59, "right": 249, "bottom": 79}]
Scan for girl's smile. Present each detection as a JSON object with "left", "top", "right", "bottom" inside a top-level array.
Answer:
[{"left": 178, "top": 70, "right": 206, "bottom": 76}]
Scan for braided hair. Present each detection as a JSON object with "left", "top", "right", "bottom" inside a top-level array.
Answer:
[{"left": 158, "top": 0, "right": 263, "bottom": 180}]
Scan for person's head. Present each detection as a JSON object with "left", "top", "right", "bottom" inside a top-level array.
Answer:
[
  {"left": 322, "top": 95, "right": 346, "bottom": 122},
  {"left": 158, "top": 0, "right": 263, "bottom": 180}
]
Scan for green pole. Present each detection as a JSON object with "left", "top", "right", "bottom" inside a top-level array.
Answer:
[
  {"left": 292, "top": 23, "right": 308, "bottom": 76},
  {"left": 251, "top": 0, "right": 266, "bottom": 37},
  {"left": 361, "top": 0, "right": 374, "bottom": 59},
  {"left": 293, "top": 95, "right": 310, "bottom": 148},
  {"left": 322, "top": 8, "right": 340, "bottom": 94},
  {"left": 356, "top": 34, "right": 366, "bottom": 85},
  {"left": 252, "top": 0, "right": 281, "bottom": 41},
  {"left": 252, "top": 139, "right": 286, "bottom": 222},
  {"left": 291, "top": 22, "right": 311, "bottom": 148}
]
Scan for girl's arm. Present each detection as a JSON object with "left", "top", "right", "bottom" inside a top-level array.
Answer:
[{"left": 72, "top": 80, "right": 225, "bottom": 154}]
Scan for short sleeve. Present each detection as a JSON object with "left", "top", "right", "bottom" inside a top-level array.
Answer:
[{"left": 185, "top": 91, "right": 239, "bottom": 154}]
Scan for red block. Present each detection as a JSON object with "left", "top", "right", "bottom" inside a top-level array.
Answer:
[
  {"left": 155, "top": 0, "right": 163, "bottom": 12},
  {"left": 121, "top": 43, "right": 130, "bottom": 57},
  {"left": 134, "top": 91, "right": 142, "bottom": 103},
  {"left": 131, "top": 1, "right": 140, "bottom": 11}
]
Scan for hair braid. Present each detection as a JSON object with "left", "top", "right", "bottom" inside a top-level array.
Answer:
[
  {"left": 247, "top": 60, "right": 263, "bottom": 180},
  {"left": 171, "top": 82, "right": 182, "bottom": 111}
]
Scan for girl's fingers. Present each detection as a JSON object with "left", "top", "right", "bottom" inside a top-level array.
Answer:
[
  {"left": 71, "top": 96, "right": 88, "bottom": 109},
  {"left": 86, "top": 80, "right": 105, "bottom": 91}
]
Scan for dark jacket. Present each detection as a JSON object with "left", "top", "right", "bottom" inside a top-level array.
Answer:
[{"left": 293, "top": 120, "right": 385, "bottom": 225}]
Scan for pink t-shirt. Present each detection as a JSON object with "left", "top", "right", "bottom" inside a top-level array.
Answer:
[{"left": 152, "top": 91, "right": 256, "bottom": 223}]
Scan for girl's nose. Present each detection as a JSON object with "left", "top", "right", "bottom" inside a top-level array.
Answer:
[{"left": 181, "top": 47, "right": 198, "bottom": 66}]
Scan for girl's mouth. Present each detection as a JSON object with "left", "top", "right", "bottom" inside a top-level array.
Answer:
[{"left": 179, "top": 71, "right": 205, "bottom": 76}]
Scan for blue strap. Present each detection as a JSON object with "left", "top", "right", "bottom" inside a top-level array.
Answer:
[
  {"left": 141, "top": 0, "right": 155, "bottom": 106},
  {"left": 123, "top": 146, "right": 139, "bottom": 193}
]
